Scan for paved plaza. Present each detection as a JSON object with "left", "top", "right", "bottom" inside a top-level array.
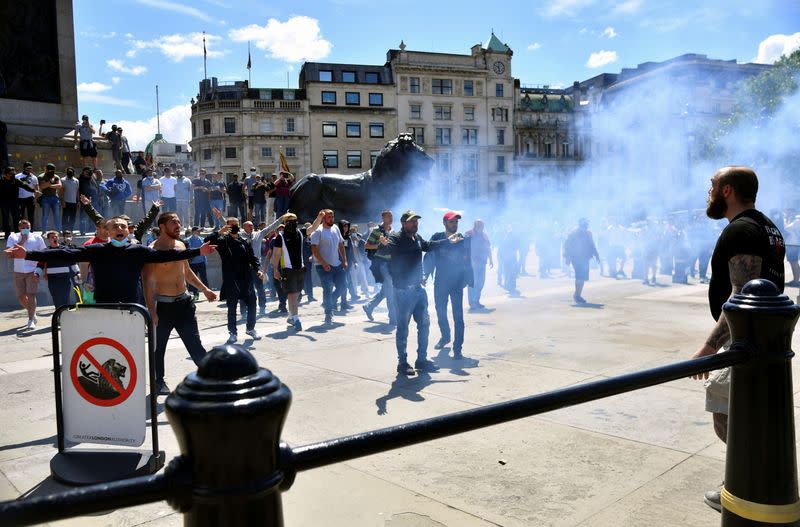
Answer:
[{"left": 2, "top": 262, "right": 800, "bottom": 527}]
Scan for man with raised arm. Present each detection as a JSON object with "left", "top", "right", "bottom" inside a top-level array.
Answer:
[{"left": 689, "top": 166, "right": 785, "bottom": 512}]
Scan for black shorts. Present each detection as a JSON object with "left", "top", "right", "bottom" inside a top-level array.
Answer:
[
  {"left": 281, "top": 268, "right": 305, "bottom": 293},
  {"left": 79, "top": 140, "right": 97, "bottom": 158},
  {"left": 572, "top": 260, "right": 590, "bottom": 281}
]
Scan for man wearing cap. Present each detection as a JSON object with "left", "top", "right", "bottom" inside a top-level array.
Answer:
[
  {"left": 363, "top": 210, "right": 396, "bottom": 325},
  {"left": 73, "top": 115, "right": 98, "bottom": 169},
  {"left": 38, "top": 163, "right": 63, "bottom": 233},
  {"left": 381, "top": 210, "right": 461, "bottom": 375},
  {"left": 15, "top": 162, "right": 39, "bottom": 231},
  {"left": 272, "top": 212, "right": 306, "bottom": 330},
  {"left": 1, "top": 166, "right": 36, "bottom": 239},
  {"left": 424, "top": 211, "right": 473, "bottom": 359}
]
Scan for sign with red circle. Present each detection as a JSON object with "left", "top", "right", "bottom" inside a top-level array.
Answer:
[{"left": 69, "top": 337, "right": 138, "bottom": 407}]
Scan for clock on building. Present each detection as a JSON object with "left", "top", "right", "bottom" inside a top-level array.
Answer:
[{"left": 493, "top": 61, "right": 505, "bottom": 74}]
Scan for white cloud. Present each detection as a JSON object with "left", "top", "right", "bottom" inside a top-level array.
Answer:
[
  {"left": 754, "top": 33, "right": 800, "bottom": 64},
  {"left": 77, "top": 82, "right": 112, "bottom": 93},
  {"left": 612, "top": 0, "right": 641, "bottom": 14},
  {"left": 586, "top": 50, "right": 618, "bottom": 68},
  {"left": 543, "top": 0, "right": 595, "bottom": 17},
  {"left": 106, "top": 59, "right": 147, "bottom": 76},
  {"left": 579, "top": 27, "right": 589, "bottom": 34},
  {"left": 126, "top": 49, "right": 137, "bottom": 58},
  {"left": 228, "top": 16, "right": 332, "bottom": 63},
  {"left": 115, "top": 104, "right": 192, "bottom": 152},
  {"left": 527, "top": 42, "right": 542, "bottom": 51},
  {"left": 135, "top": 0, "right": 211, "bottom": 21},
  {"left": 601, "top": 27, "right": 618, "bottom": 38},
  {"left": 129, "top": 32, "right": 224, "bottom": 62},
  {"left": 111, "top": 77, "right": 121, "bottom": 84}
]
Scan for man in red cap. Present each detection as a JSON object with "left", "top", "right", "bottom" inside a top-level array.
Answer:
[{"left": 423, "top": 211, "right": 472, "bottom": 359}]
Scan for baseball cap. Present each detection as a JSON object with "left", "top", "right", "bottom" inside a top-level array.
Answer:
[
  {"left": 23, "top": 161, "right": 33, "bottom": 168},
  {"left": 46, "top": 163, "right": 56, "bottom": 170},
  {"left": 443, "top": 211, "right": 461, "bottom": 221},
  {"left": 400, "top": 210, "right": 422, "bottom": 222}
]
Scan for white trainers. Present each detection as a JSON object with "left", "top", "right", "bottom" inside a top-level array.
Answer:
[
  {"left": 226, "top": 333, "right": 237, "bottom": 344},
  {"left": 246, "top": 329, "right": 262, "bottom": 340},
  {"left": 26, "top": 319, "right": 36, "bottom": 330},
  {"left": 286, "top": 316, "right": 294, "bottom": 325}
]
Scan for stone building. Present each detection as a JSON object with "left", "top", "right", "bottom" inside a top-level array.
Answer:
[
  {"left": 299, "top": 62, "right": 397, "bottom": 175},
  {"left": 189, "top": 78, "right": 310, "bottom": 180}
]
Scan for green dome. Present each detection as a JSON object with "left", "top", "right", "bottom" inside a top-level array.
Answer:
[{"left": 145, "top": 133, "right": 168, "bottom": 156}]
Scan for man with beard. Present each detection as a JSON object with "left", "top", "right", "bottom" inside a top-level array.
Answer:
[
  {"left": 363, "top": 210, "right": 396, "bottom": 325},
  {"left": 424, "top": 211, "right": 471, "bottom": 359},
  {"left": 207, "top": 209, "right": 263, "bottom": 343},
  {"left": 310, "top": 209, "right": 347, "bottom": 325},
  {"left": 143, "top": 212, "right": 217, "bottom": 395},
  {"left": 272, "top": 213, "right": 306, "bottom": 331},
  {"left": 689, "top": 166, "right": 785, "bottom": 512}
]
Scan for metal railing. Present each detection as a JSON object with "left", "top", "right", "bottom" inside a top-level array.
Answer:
[{"left": 2, "top": 279, "right": 799, "bottom": 527}]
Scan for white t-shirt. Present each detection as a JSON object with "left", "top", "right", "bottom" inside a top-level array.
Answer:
[
  {"left": 310, "top": 225, "right": 344, "bottom": 266},
  {"left": 159, "top": 176, "right": 177, "bottom": 198},
  {"left": 15, "top": 172, "right": 38, "bottom": 199},
  {"left": 6, "top": 232, "right": 46, "bottom": 273}
]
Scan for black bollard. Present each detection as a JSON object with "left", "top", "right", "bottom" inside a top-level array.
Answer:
[
  {"left": 721, "top": 279, "right": 800, "bottom": 526},
  {"left": 165, "top": 344, "right": 292, "bottom": 527}
]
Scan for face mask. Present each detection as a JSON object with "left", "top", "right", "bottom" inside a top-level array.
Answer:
[
  {"left": 284, "top": 221, "right": 298, "bottom": 234},
  {"left": 250, "top": 171, "right": 256, "bottom": 176},
  {"left": 110, "top": 238, "right": 130, "bottom": 247},
  {"left": 229, "top": 225, "right": 240, "bottom": 234},
  {"left": 20, "top": 228, "right": 30, "bottom": 235}
]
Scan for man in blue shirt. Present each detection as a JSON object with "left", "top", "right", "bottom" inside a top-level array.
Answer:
[
  {"left": 185, "top": 226, "right": 209, "bottom": 301},
  {"left": 105, "top": 169, "right": 133, "bottom": 216}
]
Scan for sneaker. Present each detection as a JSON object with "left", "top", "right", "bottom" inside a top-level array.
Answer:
[
  {"left": 26, "top": 319, "right": 36, "bottom": 330},
  {"left": 156, "top": 380, "right": 171, "bottom": 396},
  {"left": 324, "top": 314, "right": 333, "bottom": 325},
  {"left": 259, "top": 308, "right": 267, "bottom": 317},
  {"left": 415, "top": 359, "right": 439, "bottom": 372},
  {"left": 362, "top": 304, "right": 374, "bottom": 321},
  {"left": 341, "top": 303, "right": 352, "bottom": 311},
  {"left": 434, "top": 338, "right": 450, "bottom": 350},
  {"left": 453, "top": 348, "right": 463, "bottom": 359},
  {"left": 246, "top": 329, "right": 262, "bottom": 340},
  {"left": 226, "top": 333, "right": 237, "bottom": 344},
  {"left": 397, "top": 362, "right": 415, "bottom": 376},
  {"left": 286, "top": 316, "right": 294, "bottom": 325},
  {"left": 703, "top": 486, "right": 722, "bottom": 513},
  {"left": 293, "top": 318, "right": 302, "bottom": 331},
  {"left": 278, "top": 305, "right": 288, "bottom": 314}
]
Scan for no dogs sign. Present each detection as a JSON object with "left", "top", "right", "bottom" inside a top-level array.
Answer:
[{"left": 60, "top": 309, "right": 147, "bottom": 447}]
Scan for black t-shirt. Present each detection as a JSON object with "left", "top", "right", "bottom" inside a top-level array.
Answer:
[
  {"left": 274, "top": 231, "right": 303, "bottom": 268},
  {"left": 192, "top": 178, "right": 209, "bottom": 203},
  {"left": 227, "top": 181, "right": 244, "bottom": 203},
  {"left": 209, "top": 182, "right": 225, "bottom": 201},
  {"left": 708, "top": 209, "right": 785, "bottom": 321},
  {"left": 252, "top": 184, "right": 268, "bottom": 204}
]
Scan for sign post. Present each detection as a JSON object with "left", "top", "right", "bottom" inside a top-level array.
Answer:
[{"left": 50, "top": 304, "right": 164, "bottom": 485}]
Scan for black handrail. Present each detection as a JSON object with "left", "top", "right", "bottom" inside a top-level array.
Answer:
[{"left": 287, "top": 348, "right": 749, "bottom": 472}]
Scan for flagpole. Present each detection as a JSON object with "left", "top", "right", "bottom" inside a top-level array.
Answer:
[
  {"left": 247, "top": 41, "right": 252, "bottom": 85},
  {"left": 203, "top": 31, "right": 208, "bottom": 80}
]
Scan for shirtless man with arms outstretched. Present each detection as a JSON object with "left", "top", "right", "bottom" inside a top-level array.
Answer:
[{"left": 143, "top": 212, "right": 217, "bottom": 395}]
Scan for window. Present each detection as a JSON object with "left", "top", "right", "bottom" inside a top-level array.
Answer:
[
  {"left": 283, "top": 90, "right": 295, "bottom": 100},
  {"left": 369, "top": 122, "right": 384, "bottom": 138},
  {"left": 285, "top": 118, "right": 295, "bottom": 132},
  {"left": 191, "top": 123, "right": 196, "bottom": 138},
  {"left": 225, "top": 147, "right": 237, "bottom": 159},
  {"left": 464, "top": 106, "right": 475, "bottom": 121},
  {"left": 323, "top": 150, "right": 338, "bottom": 168},
  {"left": 342, "top": 71, "right": 356, "bottom": 83},
  {"left": 261, "top": 147, "right": 273, "bottom": 158},
  {"left": 346, "top": 122, "right": 361, "bottom": 137},
  {"left": 492, "top": 108, "right": 509, "bottom": 122},
  {"left": 368, "top": 93, "right": 383, "bottom": 106},
  {"left": 321, "top": 91, "right": 336, "bottom": 104},
  {"left": 410, "top": 127, "right": 424, "bottom": 144},
  {"left": 319, "top": 70, "right": 333, "bottom": 82},
  {"left": 347, "top": 150, "right": 362, "bottom": 168},
  {"left": 435, "top": 127, "right": 451, "bottom": 145},
  {"left": 370, "top": 150, "right": 380, "bottom": 167},
  {"left": 544, "top": 143, "right": 552, "bottom": 158},
  {"left": 285, "top": 147, "right": 296, "bottom": 158},
  {"left": 463, "top": 153, "right": 479, "bottom": 173},
  {"left": 561, "top": 142, "right": 570, "bottom": 157},
  {"left": 345, "top": 92, "right": 360, "bottom": 105},
  {"left": 496, "top": 129, "right": 505, "bottom": 145},
  {"left": 365, "top": 72, "right": 379, "bottom": 84},
  {"left": 322, "top": 121, "right": 338, "bottom": 137},
  {"left": 433, "top": 105, "right": 451, "bottom": 120},
  {"left": 175, "top": 145, "right": 183, "bottom": 153},
  {"left": 437, "top": 152, "right": 451, "bottom": 174},
  {"left": 410, "top": 104, "right": 421, "bottom": 119},
  {"left": 259, "top": 120, "right": 272, "bottom": 133},
  {"left": 203, "top": 149, "right": 212, "bottom": 160},
  {"left": 462, "top": 128, "right": 478, "bottom": 145},
  {"left": 410, "top": 77, "right": 420, "bottom": 93},
  {"left": 464, "top": 80, "right": 474, "bottom": 96},
  {"left": 496, "top": 155, "right": 505, "bottom": 172},
  {"left": 224, "top": 117, "right": 236, "bottom": 133},
  {"left": 432, "top": 78, "right": 453, "bottom": 95},
  {"left": 496, "top": 83, "right": 504, "bottom": 97},
  {"left": 259, "top": 89, "right": 272, "bottom": 100},
  {"left": 202, "top": 119, "right": 211, "bottom": 135}
]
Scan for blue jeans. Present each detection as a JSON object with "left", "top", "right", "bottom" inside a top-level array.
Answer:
[
  {"left": 163, "top": 197, "right": 177, "bottom": 212},
  {"left": 275, "top": 195, "right": 289, "bottom": 218},
  {"left": 40, "top": 196, "right": 62, "bottom": 232},
  {"left": 316, "top": 264, "right": 346, "bottom": 315},
  {"left": 210, "top": 199, "right": 225, "bottom": 228},
  {"left": 79, "top": 206, "right": 93, "bottom": 234},
  {"left": 194, "top": 200, "right": 211, "bottom": 228},
  {"left": 365, "top": 259, "right": 395, "bottom": 322},
  {"left": 110, "top": 199, "right": 126, "bottom": 217},
  {"left": 468, "top": 261, "right": 486, "bottom": 307},
  {"left": 434, "top": 277, "right": 465, "bottom": 350},
  {"left": 393, "top": 285, "right": 430, "bottom": 364},
  {"left": 253, "top": 202, "right": 266, "bottom": 225}
]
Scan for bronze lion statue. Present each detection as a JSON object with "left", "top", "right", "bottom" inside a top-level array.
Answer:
[{"left": 288, "top": 133, "right": 434, "bottom": 221}]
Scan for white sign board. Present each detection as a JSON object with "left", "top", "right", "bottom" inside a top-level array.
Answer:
[{"left": 60, "top": 308, "right": 146, "bottom": 447}]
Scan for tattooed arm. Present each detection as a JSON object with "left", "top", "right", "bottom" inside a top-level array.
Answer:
[{"left": 691, "top": 254, "right": 762, "bottom": 379}]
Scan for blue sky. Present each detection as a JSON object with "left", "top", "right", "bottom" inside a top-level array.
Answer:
[{"left": 74, "top": 0, "right": 800, "bottom": 150}]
